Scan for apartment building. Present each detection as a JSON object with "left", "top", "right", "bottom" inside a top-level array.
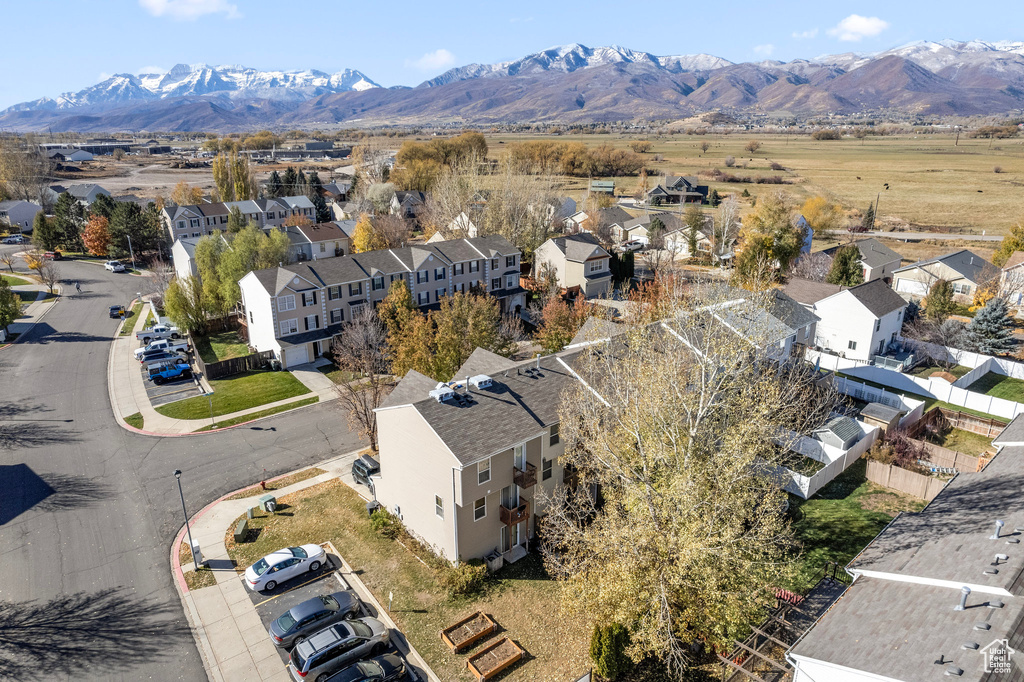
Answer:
[
  {"left": 532, "top": 233, "right": 613, "bottom": 299},
  {"left": 374, "top": 348, "right": 578, "bottom": 565},
  {"left": 162, "top": 195, "right": 316, "bottom": 241},
  {"left": 238, "top": 235, "right": 524, "bottom": 368}
]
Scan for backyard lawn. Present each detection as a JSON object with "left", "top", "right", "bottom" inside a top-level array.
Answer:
[
  {"left": 192, "top": 330, "right": 250, "bottom": 364},
  {"left": 786, "top": 460, "right": 926, "bottom": 595},
  {"left": 317, "top": 361, "right": 360, "bottom": 385},
  {"left": 224, "top": 480, "right": 589, "bottom": 682},
  {"left": 909, "top": 364, "right": 971, "bottom": 379},
  {"left": 966, "top": 372, "right": 1024, "bottom": 403},
  {"left": 155, "top": 370, "right": 310, "bottom": 420},
  {"left": 925, "top": 428, "right": 993, "bottom": 456}
]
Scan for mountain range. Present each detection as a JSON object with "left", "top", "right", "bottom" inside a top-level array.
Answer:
[{"left": 4, "top": 40, "right": 1024, "bottom": 132}]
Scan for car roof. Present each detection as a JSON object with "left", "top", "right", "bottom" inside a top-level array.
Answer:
[
  {"left": 296, "top": 622, "right": 352, "bottom": 656},
  {"left": 289, "top": 594, "right": 335, "bottom": 620}
]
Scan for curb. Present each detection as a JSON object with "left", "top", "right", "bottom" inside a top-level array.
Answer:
[{"left": 0, "top": 284, "right": 61, "bottom": 352}]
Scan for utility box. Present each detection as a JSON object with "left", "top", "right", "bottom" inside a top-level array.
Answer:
[
  {"left": 191, "top": 540, "right": 205, "bottom": 567},
  {"left": 259, "top": 494, "right": 277, "bottom": 513}
]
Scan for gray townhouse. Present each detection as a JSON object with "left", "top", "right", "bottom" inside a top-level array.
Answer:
[
  {"left": 161, "top": 195, "right": 316, "bottom": 241},
  {"left": 238, "top": 235, "right": 525, "bottom": 368}
]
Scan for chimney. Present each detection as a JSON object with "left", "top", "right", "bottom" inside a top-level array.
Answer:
[
  {"left": 992, "top": 519, "right": 1005, "bottom": 539},
  {"left": 955, "top": 586, "right": 971, "bottom": 611}
]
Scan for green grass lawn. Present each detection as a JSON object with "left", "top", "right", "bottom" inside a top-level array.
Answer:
[
  {"left": 909, "top": 364, "right": 971, "bottom": 379},
  {"left": 317, "top": 362, "right": 360, "bottom": 385},
  {"left": 926, "top": 428, "right": 993, "bottom": 456},
  {"left": 118, "top": 302, "right": 144, "bottom": 336},
  {"left": 123, "top": 412, "right": 144, "bottom": 429},
  {"left": 155, "top": 370, "right": 310, "bottom": 420},
  {"left": 192, "top": 330, "right": 250, "bottom": 364},
  {"left": 1, "top": 274, "right": 30, "bottom": 286},
  {"left": 223, "top": 480, "right": 589, "bottom": 682},
  {"left": 786, "top": 460, "right": 925, "bottom": 595},
  {"left": 192, "top": 396, "right": 319, "bottom": 432},
  {"left": 966, "top": 372, "right": 1024, "bottom": 403},
  {"left": 835, "top": 372, "right": 1006, "bottom": 421}
]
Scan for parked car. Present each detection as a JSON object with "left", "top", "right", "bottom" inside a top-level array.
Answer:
[
  {"left": 42, "top": 250, "right": 62, "bottom": 260},
  {"left": 245, "top": 544, "right": 327, "bottom": 592},
  {"left": 134, "top": 338, "right": 189, "bottom": 360},
  {"left": 269, "top": 591, "right": 361, "bottom": 649},
  {"left": 109, "top": 305, "right": 127, "bottom": 319},
  {"left": 136, "top": 324, "right": 181, "bottom": 344},
  {"left": 104, "top": 260, "right": 126, "bottom": 272},
  {"left": 323, "top": 654, "right": 406, "bottom": 682},
  {"left": 351, "top": 455, "right": 379, "bottom": 488},
  {"left": 146, "top": 362, "right": 192, "bottom": 385},
  {"left": 616, "top": 240, "right": 644, "bottom": 253},
  {"left": 139, "top": 349, "right": 188, "bottom": 366},
  {"left": 2, "top": 235, "right": 23, "bottom": 244},
  {"left": 288, "top": 618, "right": 390, "bottom": 682}
]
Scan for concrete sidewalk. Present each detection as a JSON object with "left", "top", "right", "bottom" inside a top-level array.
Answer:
[
  {"left": 173, "top": 451, "right": 440, "bottom": 682},
  {"left": 108, "top": 300, "right": 335, "bottom": 435}
]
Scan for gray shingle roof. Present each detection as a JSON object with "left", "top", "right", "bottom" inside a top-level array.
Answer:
[
  {"left": 858, "top": 401, "right": 903, "bottom": 422},
  {"left": 378, "top": 370, "right": 437, "bottom": 410},
  {"left": 994, "top": 414, "right": 1024, "bottom": 447},
  {"left": 847, "top": 279, "right": 909, "bottom": 318},
  {"left": 825, "top": 238, "right": 902, "bottom": 269},
  {"left": 781, "top": 278, "right": 845, "bottom": 305},
  {"left": 767, "top": 289, "right": 819, "bottom": 330},
  {"left": 548, "top": 233, "right": 610, "bottom": 263},
  {"left": 894, "top": 249, "right": 999, "bottom": 285}
]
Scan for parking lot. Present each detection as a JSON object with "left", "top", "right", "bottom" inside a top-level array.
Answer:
[
  {"left": 243, "top": 547, "right": 420, "bottom": 679},
  {"left": 139, "top": 355, "right": 204, "bottom": 406}
]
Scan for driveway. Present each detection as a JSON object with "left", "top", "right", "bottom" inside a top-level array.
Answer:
[{"left": 0, "top": 246, "right": 365, "bottom": 681}]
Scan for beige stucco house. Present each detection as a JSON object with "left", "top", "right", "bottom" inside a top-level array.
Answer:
[
  {"left": 532, "top": 233, "right": 612, "bottom": 299},
  {"left": 892, "top": 249, "right": 998, "bottom": 302}
]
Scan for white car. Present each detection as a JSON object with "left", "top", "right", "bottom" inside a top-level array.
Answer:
[
  {"left": 2, "top": 235, "right": 24, "bottom": 244},
  {"left": 104, "top": 260, "right": 126, "bottom": 272},
  {"left": 244, "top": 544, "right": 327, "bottom": 592}
]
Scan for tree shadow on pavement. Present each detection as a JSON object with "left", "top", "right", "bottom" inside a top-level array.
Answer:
[
  {"left": 0, "top": 422, "right": 80, "bottom": 450},
  {"left": 24, "top": 325, "right": 113, "bottom": 344},
  {"left": 0, "top": 465, "right": 113, "bottom": 525},
  {"left": 0, "top": 587, "right": 191, "bottom": 679}
]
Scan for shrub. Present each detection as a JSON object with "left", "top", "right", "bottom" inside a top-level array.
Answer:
[
  {"left": 590, "top": 623, "right": 632, "bottom": 680},
  {"left": 724, "top": 155, "right": 736, "bottom": 167},
  {"left": 811, "top": 129, "right": 842, "bottom": 140},
  {"left": 995, "top": 166, "right": 1003, "bottom": 174},
  {"left": 769, "top": 161, "right": 784, "bottom": 171},
  {"left": 369, "top": 509, "right": 402, "bottom": 539},
  {"left": 438, "top": 559, "right": 487, "bottom": 598}
]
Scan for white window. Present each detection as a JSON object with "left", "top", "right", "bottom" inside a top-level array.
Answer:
[
  {"left": 469, "top": 261, "right": 479, "bottom": 273},
  {"left": 348, "top": 282, "right": 362, "bottom": 296},
  {"left": 588, "top": 260, "right": 604, "bottom": 273},
  {"left": 550, "top": 423, "right": 560, "bottom": 446},
  {"left": 177, "top": 220, "right": 185, "bottom": 230},
  {"left": 305, "top": 314, "right": 319, "bottom": 331},
  {"left": 319, "top": 243, "right": 326, "bottom": 253},
  {"left": 492, "top": 258, "right": 499, "bottom": 269},
  {"left": 302, "top": 291, "right": 317, "bottom": 306},
  {"left": 435, "top": 495, "right": 444, "bottom": 519},
  {"left": 542, "top": 458, "right": 552, "bottom": 481},
  {"left": 478, "top": 458, "right": 491, "bottom": 484},
  {"left": 280, "top": 319, "right": 298, "bottom": 335},
  {"left": 372, "top": 276, "right": 385, "bottom": 291},
  {"left": 418, "top": 291, "right": 429, "bottom": 305},
  {"left": 506, "top": 256, "right": 516, "bottom": 267},
  {"left": 491, "top": 278, "right": 501, "bottom": 290},
  {"left": 953, "top": 282, "right": 972, "bottom": 295},
  {"left": 474, "top": 497, "right": 486, "bottom": 521},
  {"left": 330, "top": 308, "right": 344, "bottom": 324},
  {"left": 416, "top": 270, "right": 428, "bottom": 284},
  {"left": 454, "top": 282, "right": 464, "bottom": 293},
  {"left": 350, "top": 303, "right": 364, "bottom": 316},
  {"left": 848, "top": 340, "right": 857, "bottom": 351},
  {"left": 454, "top": 263, "right": 464, "bottom": 275},
  {"left": 435, "top": 266, "right": 445, "bottom": 281},
  {"left": 437, "top": 287, "right": 446, "bottom": 299},
  {"left": 328, "top": 286, "right": 341, "bottom": 300},
  {"left": 506, "top": 274, "right": 516, "bottom": 289},
  {"left": 278, "top": 295, "right": 296, "bottom": 312}
]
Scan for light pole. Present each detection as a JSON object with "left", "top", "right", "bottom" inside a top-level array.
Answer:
[
  {"left": 127, "top": 234, "right": 136, "bottom": 270},
  {"left": 174, "top": 470, "right": 199, "bottom": 572},
  {"left": 205, "top": 391, "right": 214, "bottom": 427}
]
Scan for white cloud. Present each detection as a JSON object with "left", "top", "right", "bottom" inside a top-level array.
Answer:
[
  {"left": 753, "top": 44, "right": 775, "bottom": 56},
  {"left": 138, "top": 65, "right": 168, "bottom": 75},
  {"left": 138, "top": 0, "right": 240, "bottom": 21},
  {"left": 406, "top": 49, "right": 457, "bottom": 71},
  {"left": 827, "top": 14, "right": 889, "bottom": 42},
  {"left": 792, "top": 28, "right": 818, "bottom": 40}
]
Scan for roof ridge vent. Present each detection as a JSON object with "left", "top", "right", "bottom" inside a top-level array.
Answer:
[
  {"left": 955, "top": 586, "right": 971, "bottom": 611},
  {"left": 992, "top": 519, "right": 1006, "bottom": 539},
  {"left": 945, "top": 665, "right": 964, "bottom": 677}
]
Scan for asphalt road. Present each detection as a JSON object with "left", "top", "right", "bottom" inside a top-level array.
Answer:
[{"left": 0, "top": 246, "right": 364, "bottom": 682}]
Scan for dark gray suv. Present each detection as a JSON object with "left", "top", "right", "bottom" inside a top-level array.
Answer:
[
  {"left": 351, "top": 455, "right": 379, "bottom": 487},
  {"left": 269, "top": 591, "right": 361, "bottom": 649},
  {"left": 288, "top": 617, "right": 389, "bottom": 682}
]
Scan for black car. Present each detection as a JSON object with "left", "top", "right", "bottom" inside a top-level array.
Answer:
[
  {"left": 323, "top": 654, "right": 406, "bottom": 682},
  {"left": 351, "top": 455, "right": 380, "bottom": 487},
  {"left": 269, "top": 591, "right": 361, "bottom": 649}
]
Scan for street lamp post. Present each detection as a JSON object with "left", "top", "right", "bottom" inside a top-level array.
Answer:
[
  {"left": 127, "top": 235, "right": 136, "bottom": 270},
  {"left": 174, "top": 470, "right": 200, "bottom": 572}
]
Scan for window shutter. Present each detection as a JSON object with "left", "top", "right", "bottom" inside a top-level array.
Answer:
[
  {"left": 313, "top": 291, "right": 318, "bottom": 305},
  {"left": 315, "top": 315, "right": 320, "bottom": 329},
  {"left": 304, "top": 317, "right": 309, "bottom": 331}
]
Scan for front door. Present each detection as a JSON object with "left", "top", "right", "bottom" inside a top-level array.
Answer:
[
  {"left": 312, "top": 341, "right": 321, "bottom": 357},
  {"left": 513, "top": 445, "right": 525, "bottom": 471},
  {"left": 500, "top": 485, "right": 520, "bottom": 552},
  {"left": 877, "top": 339, "right": 885, "bottom": 355}
]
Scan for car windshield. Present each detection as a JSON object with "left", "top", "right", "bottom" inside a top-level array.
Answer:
[
  {"left": 289, "top": 547, "right": 307, "bottom": 558},
  {"left": 348, "top": 620, "right": 372, "bottom": 638},
  {"left": 357, "top": 661, "right": 380, "bottom": 675},
  {"left": 322, "top": 595, "right": 339, "bottom": 610},
  {"left": 252, "top": 558, "right": 270, "bottom": 576},
  {"left": 276, "top": 611, "right": 297, "bottom": 631}
]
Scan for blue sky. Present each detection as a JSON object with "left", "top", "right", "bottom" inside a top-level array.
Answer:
[{"left": 1, "top": 0, "right": 1016, "bottom": 109}]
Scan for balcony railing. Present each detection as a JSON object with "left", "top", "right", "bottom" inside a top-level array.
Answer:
[
  {"left": 513, "top": 461, "right": 537, "bottom": 489},
  {"left": 499, "top": 500, "right": 530, "bottom": 526}
]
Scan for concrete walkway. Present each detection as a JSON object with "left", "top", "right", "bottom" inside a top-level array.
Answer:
[
  {"left": 289, "top": 360, "right": 340, "bottom": 398},
  {"left": 174, "top": 450, "right": 440, "bottom": 682},
  {"left": 108, "top": 301, "right": 336, "bottom": 435}
]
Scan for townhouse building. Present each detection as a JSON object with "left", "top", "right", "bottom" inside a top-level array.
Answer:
[
  {"left": 532, "top": 233, "right": 613, "bottom": 299},
  {"left": 238, "top": 235, "right": 525, "bottom": 368},
  {"left": 162, "top": 195, "right": 316, "bottom": 241}
]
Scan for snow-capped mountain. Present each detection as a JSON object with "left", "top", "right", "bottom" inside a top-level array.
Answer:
[
  {"left": 420, "top": 44, "right": 732, "bottom": 87},
  {"left": 6, "top": 64, "right": 380, "bottom": 112}
]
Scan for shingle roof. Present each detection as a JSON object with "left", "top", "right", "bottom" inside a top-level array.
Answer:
[
  {"left": 847, "top": 279, "right": 909, "bottom": 318},
  {"left": 894, "top": 249, "right": 999, "bottom": 285},
  {"left": 994, "top": 413, "right": 1024, "bottom": 446},
  {"left": 767, "top": 289, "right": 819, "bottom": 330},
  {"left": 848, "top": 238, "right": 903, "bottom": 269},
  {"left": 818, "top": 415, "right": 861, "bottom": 443},
  {"left": 781, "top": 278, "right": 845, "bottom": 305},
  {"left": 547, "top": 233, "right": 609, "bottom": 263},
  {"left": 378, "top": 370, "right": 438, "bottom": 410},
  {"left": 294, "top": 221, "right": 351, "bottom": 243},
  {"left": 858, "top": 401, "right": 903, "bottom": 422},
  {"left": 596, "top": 206, "right": 633, "bottom": 226},
  {"left": 1005, "top": 251, "right": 1024, "bottom": 271}
]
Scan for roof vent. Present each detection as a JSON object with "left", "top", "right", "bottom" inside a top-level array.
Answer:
[
  {"left": 469, "top": 375, "right": 493, "bottom": 390},
  {"left": 984, "top": 569, "right": 999, "bottom": 575},
  {"left": 974, "top": 622, "right": 991, "bottom": 631},
  {"left": 955, "top": 586, "right": 971, "bottom": 611},
  {"left": 989, "top": 600, "right": 1005, "bottom": 609},
  {"left": 1008, "top": 538, "right": 1020, "bottom": 544},
  {"left": 962, "top": 642, "right": 979, "bottom": 650},
  {"left": 429, "top": 384, "right": 455, "bottom": 403},
  {"left": 994, "top": 554, "right": 1009, "bottom": 565},
  {"left": 945, "top": 665, "right": 964, "bottom": 677},
  {"left": 992, "top": 519, "right": 1005, "bottom": 539}
]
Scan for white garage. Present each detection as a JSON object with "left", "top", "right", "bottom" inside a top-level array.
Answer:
[
  {"left": 894, "top": 277, "right": 929, "bottom": 297},
  {"left": 283, "top": 344, "right": 310, "bottom": 368}
]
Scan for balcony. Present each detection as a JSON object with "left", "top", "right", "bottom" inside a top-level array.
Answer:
[
  {"left": 499, "top": 499, "right": 530, "bottom": 526},
  {"left": 513, "top": 461, "right": 537, "bottom": 489}
]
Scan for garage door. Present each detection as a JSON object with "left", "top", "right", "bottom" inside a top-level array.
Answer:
[
  {"left": 283, "top": 345, "right": 309, "bottom": 368},
  {"left": 895, "top": 277, "right": 929, "bottom": 297}
]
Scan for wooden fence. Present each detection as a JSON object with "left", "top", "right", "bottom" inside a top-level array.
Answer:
[
  {"left": 865, "top": 459, "right": 948, "bottom": 501},
  {"left": 905, "top": 409, "right": 988, "bottom": 472},
  {"left": 937, "top": 408, "right": 1007, "bottom": 438},
  {"left": 193, "top": 348, "right": 275, "bottom": 380}
]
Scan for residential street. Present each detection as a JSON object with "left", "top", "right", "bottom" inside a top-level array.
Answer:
[{"left": 0, "top": 246, "right": 363, "bottom": 681}]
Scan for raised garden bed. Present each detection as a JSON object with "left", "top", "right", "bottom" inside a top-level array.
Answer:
[
  {"left": 467, "top": 637, "right": 525, "bottom": 681},
  {"left": 441, "top": 611, "right": 497, "bottom": 653}
]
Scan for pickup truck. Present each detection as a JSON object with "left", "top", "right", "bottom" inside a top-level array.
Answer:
[
  {"left": 136, "top": 324, "right": 181, "bottom": 344},
  {"left": 140, "top": 351, "right": 188, "bottom": 368},
  {"left": 147, "top": 362, "right": 192, "bottom": 385},
  {"left": 134, "top": 338, "right": 189, "bottom": 360}
]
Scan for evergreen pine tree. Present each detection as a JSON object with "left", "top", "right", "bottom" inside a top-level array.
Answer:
[
  {"left": 294, "top": 170, "right": 307, "bottom": 197},
  {"left": 266, "top": 170, "right": 283, "bottom": 198},
  {"left": 925, "top": 279, "right": 955, "bottom": 322},
  {"left": 31, "top": 211, "right": 60, "bottom": 251},
  {"left": 51, "top": 192, "right": 85, "bottom": 252},
  {"left": 825, "top": 245, "right": 864, "bottom": 286},
  {"left": 967, "top": 298, "right": 1017, "bottom": 355},
  {"left": 863, "top": 204, "right": 875, "bottom": 231},
  {"left": 305, "top": 172, "right": 331, "bottom": 223},
  {"left": 282, "top": 167, "right": 298, "bottom": 196},
  {"left": 708, "top": 188, "right": 722, "bottom": 206}
]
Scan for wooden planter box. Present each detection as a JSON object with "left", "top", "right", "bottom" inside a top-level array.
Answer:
[
  {"left": 467, "top": 637, "right": 524, "bottom": 681},
  {"left": 440, "top": 611, "right": 497, "bottom": 653}
]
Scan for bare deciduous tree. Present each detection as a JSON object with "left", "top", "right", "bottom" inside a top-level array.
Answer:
[
  {"left": 0, "top": 251, "right": 15, "bottom": 273},
  {"left": 481, "top": 157, "right": 557, "bottom": 259},
  {"left": 354, "top": 138, "right": 395, "bottom": 186},
  {"left": 0, "top": 139, "right": 54, "bottom": 209},
  {"left": 713, "top": 195, "right": 741, "bottom": 265},
  {"left": 789, "top": 251, "right": 834, "bottom": 282},
  {"left": 331, "top": 307, "right": 394, "bottom": 452},
  {"left": 374, "top": 214, "right": 412, "bottom": 249},
  {"left": 37, "top": 261, "right": 60, "bottom": 294}
]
